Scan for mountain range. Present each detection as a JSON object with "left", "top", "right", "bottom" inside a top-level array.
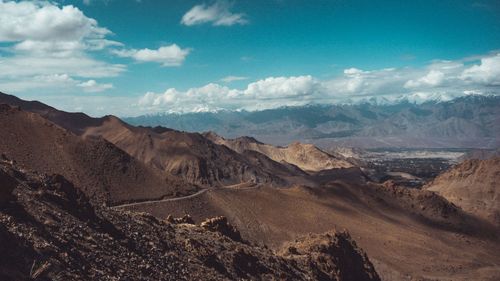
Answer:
[{"left": 125, "top": 95, "right": 500, "bottom": 148}]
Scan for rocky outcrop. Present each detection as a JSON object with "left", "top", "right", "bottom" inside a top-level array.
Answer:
[
  {"left": 166, "top": 214, "right": 195, "bottom": 225},
  {"left": 282, "top": 231, "right": 381, "bottom": 281},
  {"left": 200, "top": 216, "right": 243, "bottom": 242}
]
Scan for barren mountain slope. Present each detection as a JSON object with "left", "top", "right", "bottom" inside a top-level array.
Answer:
[
  {"left": 0, "top": 104, "right": 196, "bottom": 204},
  {"left": 124, "top": 169, "right": 500, "bottom": 281},
  {"left": 0, "top": 161, "right": 380, "bottom": 281},
  {"left": 426, "top": 157, "right": 500, "bottom": 225},
  {"left": 204, "top": 132, "right": 353, "bottom": 171},
  {"left": 0, "top": 92, "right": 105, "bottom": 135},
  {"left": 82, "top": 117, "right": 288, "bottom": 186},
  {"left": 0, "top": 93, "right": 297, "bottom": 187}
]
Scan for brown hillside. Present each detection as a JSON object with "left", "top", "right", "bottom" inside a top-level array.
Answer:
[
  {"left": 0, "top": 92, "right": 105, "bottom": 134},
  {"left": 204, "top": 131, "right": 353, "bottom": 172},
  {"left": 0, "top": 93, "right": 297, "bottom": 187},
  {"left": 426, "top": 157, "right": 500, "bottom": 225},
  {"left": 124, "top": 170, "right": 500, "bottom": 281},
  {"left": 0, "top": 104, "right": 196, "bottom": 204},
  {"left": 82, "top": 117, "right": 287, "bottom": 186}
]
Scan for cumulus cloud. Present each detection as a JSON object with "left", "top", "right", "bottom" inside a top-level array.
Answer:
[
  {"left": 460, "top": 54, "right": 500, "bottom": 86},
  {"left": 404, "top": 70, "right": 445, "bottom": 88},
  {"left": 0, "top": 0, "right": 122, "bottom": 95},
  {"left": 137, "top": 53, "right": 500, "bottom": 113},
  {"left": 112, "top": 44, "right": 191, "bottom": 66},
  {"left": 77, "top": 80, "right": 113, "bottom": 92},
  {"left": 181, "top": 0, "right": 248, "bottom": 26},
  {"left": 0, "top": 0, "right": 111, "bottom": 52}
]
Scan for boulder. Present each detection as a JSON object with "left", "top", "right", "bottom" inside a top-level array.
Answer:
[{"left": 200, "top": 216, "right": 243, "bottom": 242}]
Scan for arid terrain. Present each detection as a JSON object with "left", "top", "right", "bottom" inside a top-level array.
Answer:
[
  {"left": 0, "top": 159, "right": 380, "bottom": 280},
  {"left": 1, "top": 92, "right": 499, "bottom": 280}
]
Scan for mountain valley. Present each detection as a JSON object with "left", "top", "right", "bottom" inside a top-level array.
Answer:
[{"left": 0, "top": 92, "right": 499, "bottom": 281}]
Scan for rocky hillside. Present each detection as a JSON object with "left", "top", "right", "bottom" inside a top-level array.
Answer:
[
  {"left": 204, "top": 132, "right": 353, "bottom": 172},
  {"left": 0, "top": 104, "right": 197, "bottom": 205},
  {"left": 426, "top": 157, "right": 500, "bottom": 225},
  {"left": 0, "top": 160, "right": 380, "bottom": 281},
  {"left": 0, "top": 92, "right": 300, "bottom": 187},
  {"left": 82, "top": 117, "right": 287, "bottom": 186}
]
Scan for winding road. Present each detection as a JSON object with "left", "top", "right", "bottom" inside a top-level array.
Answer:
[{"left": 111, "top": 182, "right": 261, "bottom": 209}]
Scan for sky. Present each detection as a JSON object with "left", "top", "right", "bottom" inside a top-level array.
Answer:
[{"left": 0, "top": 0, "right": 499, "bottom": 116}]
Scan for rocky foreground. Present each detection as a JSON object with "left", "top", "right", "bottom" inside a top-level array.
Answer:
[{"left": 0, "top": 159, "right": 380, "bottom": 281}]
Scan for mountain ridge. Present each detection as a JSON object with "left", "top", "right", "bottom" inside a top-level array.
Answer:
[
  {"left": 203, "top": 131, "right": 353, "bottom": 172},
  {"left": 124, "top": 95, "right": 500, "bottom": 148}
]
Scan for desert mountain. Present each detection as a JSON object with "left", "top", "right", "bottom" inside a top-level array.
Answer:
[
  {"left": 125, "top": 95, "right": 500, "bottom": 148},
  {"left": 81, "top": 117, "right": 288, "bottom": 186},
  {"left": 0, "top": 103, "right": 197, "bottom": 205},
  {"left": 0, "top": 92, "right": 301, "bottom": 187},
  {"left": 204, "top": 132, "right": 353, "bottom": 172},
  {"left": 0, "top": 160, "right": 380, "bottom": 281},
  {"left": 0, "top": 92, "right": 105, "bottom": 135},
  {"left": 426, "top": 157, "right": 500, "bottom": 225}
]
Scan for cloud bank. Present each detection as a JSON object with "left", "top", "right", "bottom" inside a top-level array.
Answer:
[{"left": 138, "top": 53, "right": 500, "bottom": 113}]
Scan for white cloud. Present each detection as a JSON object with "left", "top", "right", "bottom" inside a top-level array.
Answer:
[
  {"left": 460, "top": 54, "right": 500, "bottom": 86},
  {"left": 0, "top": 1, "right": 109, "bottom": 43},
  {"left": 245, "top": 76, "right": 320, "bottom": 100},
  {"left": 137, "top": 52, "right": 500, "bottom": 113},
  {"left": 0, "top": 73, "right": 113, "bottom": 93},
  {"left": 404, "top": 70, "right": 445, "bottom": 88},
  {"left": 220, "top": 76, "right": 248, "bottom": 83},
  {"left": 113, "top": 44, "right": 191, "bottom": 66},
  {"left": 77, "top": 79, "right": 113, "bottom": 92},
  {"left": 181, "top": 0, "right": 248, "bottom": 26},
  {"left": 0, "top": 1, "right": 123, "bottom": 95},
  {"left": 16, "top": 52, "right": 498, "bottom": 117},
  {"left": 138, "top": 75, "right": 322, "bottom": 112},
  {"left": 0, "top": 0, "right": 115, "bottom": 57},
  {"left": 0, "top": 55, "right": 125, "bottom": 78}
]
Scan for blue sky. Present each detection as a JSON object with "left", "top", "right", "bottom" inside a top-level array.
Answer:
[{"left": 0, "top": 0, "right": 499, "bottom": 116}]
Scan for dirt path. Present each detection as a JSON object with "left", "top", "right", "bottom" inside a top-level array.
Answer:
[{"left": 111, "top": 182, "right": 260, "bottom": 209}]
